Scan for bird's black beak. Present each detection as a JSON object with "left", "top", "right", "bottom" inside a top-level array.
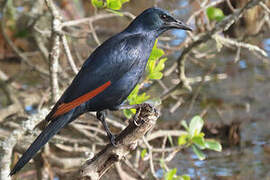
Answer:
[{"left": 168, "top": 20, "right": 192, "bottom": 31}]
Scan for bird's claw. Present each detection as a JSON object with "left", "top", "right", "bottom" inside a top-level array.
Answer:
[
  {"left": 134, "top": 118, "right": 143, "bottom": 126},
  {"left": 109, "top": 134, "right": 117, "bottom": 147},
  {"left": 133, "top": 106, "right": 143, "bottom": 126}
]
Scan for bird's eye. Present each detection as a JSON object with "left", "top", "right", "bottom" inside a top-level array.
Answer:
[
  {"left": 160, "top": 14, "right": 174, "bottom": 22},
  {"left": 160, "top": 14, "right": 169, "bottom": 21}
]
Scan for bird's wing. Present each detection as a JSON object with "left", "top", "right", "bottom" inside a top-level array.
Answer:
[{"left": 46, "top": 33, "right": 146, "bottom": 121}]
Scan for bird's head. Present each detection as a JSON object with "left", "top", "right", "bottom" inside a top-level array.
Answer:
[{"left": 126, "top": 8, "right": 192, "bottom": 35}]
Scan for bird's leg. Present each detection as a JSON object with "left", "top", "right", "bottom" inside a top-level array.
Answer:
[{"left": 96, "top": 111, "right": 117, "bottom": 146}]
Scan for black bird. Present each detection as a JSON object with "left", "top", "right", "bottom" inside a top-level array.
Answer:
[{"left": 10, "top": 7, "right": 192, "bottom": 175}]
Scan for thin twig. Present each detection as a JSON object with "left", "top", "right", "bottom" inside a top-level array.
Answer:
[
  {"left": 61, "top": 12, "right": 135, "bottom": 27},
  {"left": 61, "top": 35, "right": 79, "bottom": 74},
  {"left": 45, "top": 0, "right": 62, "bottom": 102},
  {"left": 260, "top": 2, "right": 270, "bottom": 14}
]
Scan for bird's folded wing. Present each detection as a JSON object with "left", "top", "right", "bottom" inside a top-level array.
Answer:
[
  {"left": 51, "top": 81, "right": 111, "bottom": 118},
  {"left": 46, "top": 33, "right": 146, "bottom": 121}
]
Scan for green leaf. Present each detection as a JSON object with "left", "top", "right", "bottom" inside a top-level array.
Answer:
[
  {"left": 148, "top": 71, "right": 163, "bottom": 80},
  {"left": 205, "top": 140, "right": 222, "bottom": 152},
  {"left": 147, "top": 60, "right": 156, "bottom": 73},
  {"left": 178, "top": 135, "right": 187, "bottom": 146},
  {"left": 180, "top": 175, "right": 191, "bottom": 180},
  {"left": 146, "top": 39, "right": 167, "bottom": 80},
  {"left": 91, "top": 0, "right": 104, "bottom": 8},
  {"left": 140, "top": 149, "right": 147, "bottom": 159},
  {"left": 149, "top": 48, "right": 164, "bottom": 61},
  {"left": 165, "top": 168, "right": 177, "bottom": 180},
  {"left": 120, "top": 0, "right": 129, "bottom": 3},
  {"left": 135, "top": 92, "right": 150, "bottom": 104},
  {"left": 107, "top": 0, "right": 122, "bottom": 10},
  {"left": 189, "top": 116, "right": 204, "bottom": 136},
  {"left": 123, "top": 109, "right": 134, "bottom": 119},
  {"left": 191, "top": 145, "right": 206, "bottom": 160},
  {"left": 155, "top": 58, "right": 168, "bottom": 72},
  {"left": 206, "top": 7, "right": 225, "bottom": 22},
  {"left": 149, "top": 40, "right": 164, "bottom": 61},
  {"left": 181, "top": 120, "right": 189, "bottom": 132},
  {"left": 191, "top": 136, "right": 205, "bottom": 149},
  {"left": 127, "top": 85, "right": 140, "bottom": 104},
  {"left": 124, "top": 85, "right": 150, "bottom": 118}
]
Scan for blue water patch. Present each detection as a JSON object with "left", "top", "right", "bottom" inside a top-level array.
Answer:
[
  {"left": 214, "top": 167, "right": 233, "bottom": 176},
  {"left": 238, "top": 60, "right": 247, "bottom": 69},
  {"left": 194, "top": 159, "right": 205, "bottom": 167},
  {"left": 17, "top": 6, "right": 24, "bottom": 12},
  {"left": 25, "top": 105, "right": 38, "bottom": 114},
  {"left": 171, "top": 30, "right": 188, "bottom": 46},
  {"left": 263, "top": 38, "right": 270, "bottom": 57},
  {"left": 179, "top": 0, "right": 189, "bottom": 7},
  {"left": 155, "top": 168, "right": 164, "bottom": 178},
  {"left": 170, "top": 0, "right": 190, "bottom": 18}
]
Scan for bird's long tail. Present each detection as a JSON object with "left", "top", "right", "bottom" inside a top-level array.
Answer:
[{"left": 9, "top": 111, "right": 74, "bottom": 176}]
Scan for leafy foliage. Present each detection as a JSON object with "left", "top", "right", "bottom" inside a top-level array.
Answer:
[
  {"left": 164, "top": 168, "right": 190, "bottom": 180},
  {"left": 206, "top": 7, "right": 225, "bottom": 22},
  {"left": 147, "top": 40, "right": 168, "bottom": 80},
  {"left": 91, "top": 0, "right": 129, "bottom": 10},
  {"left": 140, "top": 148, "right": 147, "bottom": 159},
  {"left": 178, "top": 116, "right": 222, "bottom": 160},
  {"left": 159, "top": 160, "right": 190, "bottom": 180},
  {"left": 159, "top": 116, "right": 222, "bottom": 179},
  {"left": 123, "top": 39, "right": 167, "bottom": 118},
  {"left": 123, "top": 85, "right": 150, "bottom": 118}
]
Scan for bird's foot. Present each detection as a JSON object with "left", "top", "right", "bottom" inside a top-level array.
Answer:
[
  {"left": 108, "top": 134, "right": 117, "bottom": 147},
  {"left": 97, "top": 111, "right": 118, "bottom": 147},
  {"left": 133, "top": 107, "right": 143, "bottom": 126}
]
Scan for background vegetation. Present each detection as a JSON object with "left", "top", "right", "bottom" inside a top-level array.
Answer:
[{"left": 0, "top": 0, "right": 269, "bottom": 179}]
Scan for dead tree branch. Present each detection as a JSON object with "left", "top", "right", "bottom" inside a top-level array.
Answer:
[{"left": 68, "top": 104, "right": 159, "bottom": 180}]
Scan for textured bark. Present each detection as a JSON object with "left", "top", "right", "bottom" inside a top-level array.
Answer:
[{"left": 68, "top": 104, "right": 160, "bottom": 180}]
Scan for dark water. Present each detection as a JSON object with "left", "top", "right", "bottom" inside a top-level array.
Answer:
[{"left": 1, "top": 0, "right": 270, "bottom": 179}]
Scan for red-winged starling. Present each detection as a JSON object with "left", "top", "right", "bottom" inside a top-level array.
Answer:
[{"left": 10, "top": 7, "right": 192, "bottom": 176}]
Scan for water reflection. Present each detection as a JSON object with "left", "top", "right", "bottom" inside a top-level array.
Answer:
[{"left": 263, "top": 38, "right": 270, "bottom": 56}]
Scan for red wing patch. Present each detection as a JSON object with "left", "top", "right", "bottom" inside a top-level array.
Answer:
[{"left": 52, "top": 81, "right": 111, "bottom": 118}]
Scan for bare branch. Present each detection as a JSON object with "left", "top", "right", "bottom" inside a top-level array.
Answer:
[
  {"left": 61, "top": 12, "right": 135, "bottom": 27},
  {"left": 45, "top": 0, "right": 62, "bottom": 102},
  {"left": 61, "top": 35, "right": 79, "bottom": 74},
  {"left": 68, "top": 104, "right": 159, "bottom": 180}
]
